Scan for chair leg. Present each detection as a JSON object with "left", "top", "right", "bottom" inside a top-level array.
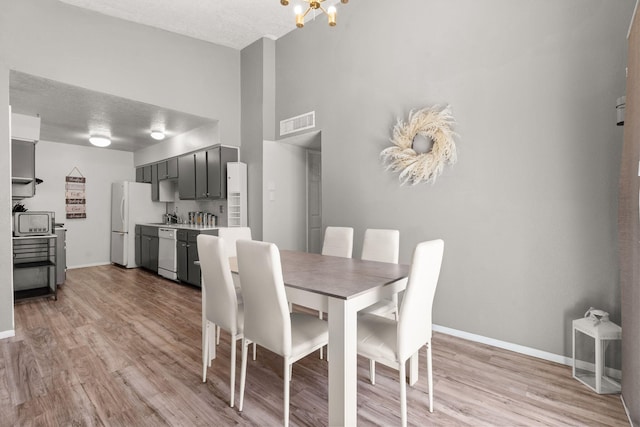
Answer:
[
  {"left": 318, "top": 311, "right": 324, "bottom": 360},
  {"left": 230, "top": 335, "right": 237, "bottom": 407},
  {"left": 202, "top": 321, "right": 209, "bottom": 382},
  {"left": 210, "top": 324, "right": 216, "bottom": 364},
  {"left": 284, "top": 359, "right": 291, "bottom": 427},
  {"left": 369, "top": 359, "right": 376, "bottom": 385},
  {"left": 239, "top": 339, "right": 248, "bottom": 412},
  {"left": 252, "top": 342, "right": 257, "bottom": 361},
  {"left": 216, "top": 325, "right": 221, "bottom": 345},
  {"left": 399, "top": 362, "right": 407, "bottom": 427},
  {"left": 427, "top": 342, "right": 433, "bottom": 413}
]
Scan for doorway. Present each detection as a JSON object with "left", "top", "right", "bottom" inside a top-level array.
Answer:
[{"left": 306, "top": 150, "right": 322, "bottom": 253}]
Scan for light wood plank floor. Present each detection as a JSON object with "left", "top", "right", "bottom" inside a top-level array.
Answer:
[{"left": 0, "top": 265, "right": 629, "bottom": 426}]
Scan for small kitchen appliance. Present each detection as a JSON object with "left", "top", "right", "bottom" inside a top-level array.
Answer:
[{"left": 13, "top": 211, "right": 55, "bottom": 236}]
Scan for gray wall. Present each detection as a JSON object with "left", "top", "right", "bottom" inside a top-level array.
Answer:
[
  {"left": 0, "top": 65, "right": 13, "bottom": 335},
  {"left": 241, "top": 38, "right": 277, "bottom": 240},
  {"left": 275, "top": 0, "right": 632, "bottom": 356},
  {"left": 0, "top": 0, "right": 241, "bottom": 334},
  {"left": 263, "top": 140, "right": 308, "bottom": 251}
]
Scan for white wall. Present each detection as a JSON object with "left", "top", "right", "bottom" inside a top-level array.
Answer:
[
  {"left": 263, "top": 140, "right": 307, "bottom": 251},
  {"left": 22, "top": 140, "right": 136, "bottom": 268}
]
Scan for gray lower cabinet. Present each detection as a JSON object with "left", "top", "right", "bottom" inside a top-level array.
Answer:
[
  {"left": 138, "top": 226, "right": 159, "bottom": 272},
  {"left": 177, "top": 229, "right": 199, "bottom": 286},
  {"left": 135, "top": 225, "right": 142, "bottom": 266},
  {"left": 177, "top": 229, "right": 217, "bottom": 287}
]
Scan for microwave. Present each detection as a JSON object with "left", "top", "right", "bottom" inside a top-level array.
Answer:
[{"left": 13, "top": 211, "right": 55, "bottom": 236}]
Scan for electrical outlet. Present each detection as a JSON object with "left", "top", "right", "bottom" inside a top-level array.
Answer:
[{"left": 219, "top": 204, "right": 224, "bottom": 214}]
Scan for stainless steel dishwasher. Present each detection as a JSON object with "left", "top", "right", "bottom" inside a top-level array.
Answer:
[{"left": 158, "top": 227, "right": 177, "bottom": 280}]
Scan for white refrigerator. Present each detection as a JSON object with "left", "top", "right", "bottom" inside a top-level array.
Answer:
[{"left": 110, "top": 181, "right": 166, "bottom": 268}]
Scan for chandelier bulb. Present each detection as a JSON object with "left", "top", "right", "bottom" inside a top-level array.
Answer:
[{"left": 327, "top": 5, "right": 337, "bottom": 26}]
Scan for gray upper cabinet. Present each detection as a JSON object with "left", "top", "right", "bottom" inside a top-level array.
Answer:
[
  {"left": 178, "top": 154, "right": 196, "bottom": 199},
  {"left": 207, "top": 146, "right": 237, "bottom": 199},
  {"left": 11, "top": 139, "right": 36, "bottom": 199},
  {"left": 157, "top": 158, "right": 178, "bottom": 180},
  {"left": 195, "top": 151, "right": 208, "bottom": 199},
  {"left": 151, "top": 163, "right": 159, "bottom": 201},
  {"left": 135, "top": 167, "right": 144, "bottom": 183},
  {"left": 178, "top": 145, "right": 238, "bottom": 200},
  {"left": 142, "top": 165, "right": 152, "bottom": 183}
]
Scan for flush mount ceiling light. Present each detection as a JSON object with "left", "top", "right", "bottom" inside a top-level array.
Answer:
[
  {"left": 89, "top": 135, "right": 111, "bottom": 147},
  {"left": 150, "top": 130, "right": 166, "bottom": 140},
  {"left": 281, "top": 0, "right": 349, "bottom": 28}
]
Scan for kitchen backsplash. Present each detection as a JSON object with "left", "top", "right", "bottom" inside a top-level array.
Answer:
[{"left": 166, "top": 190, "right": 228, "bottom": 227}]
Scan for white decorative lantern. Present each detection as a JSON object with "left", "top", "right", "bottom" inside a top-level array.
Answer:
[{"left": 572, "top": 316, "right": 621, "bottom": 394}]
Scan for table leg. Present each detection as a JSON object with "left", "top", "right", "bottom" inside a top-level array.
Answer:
[{"left": 328, "top": 297, "right": 357, "bottom": 426}]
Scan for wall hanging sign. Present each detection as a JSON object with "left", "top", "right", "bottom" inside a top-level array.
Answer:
[
  {"left": 66, "top": 167, "right": 86, "bottom": 219},
  {"left": 381, "top": 105, "right": 458, "bottom": 185}
]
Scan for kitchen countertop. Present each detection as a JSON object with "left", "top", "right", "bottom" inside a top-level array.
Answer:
[{"left": 137, "top": 223, "right": 220, "bottom": 231}]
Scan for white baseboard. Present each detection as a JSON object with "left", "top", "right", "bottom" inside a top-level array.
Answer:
[
  {"left": 433, "top": 324, "right": 572, "bottom": 366},
  {"left": 0, "top": 330, "right": 15, "bottom": 340},
  {"left": 68, "top": 262, "right": 111, "bottom": 269}
]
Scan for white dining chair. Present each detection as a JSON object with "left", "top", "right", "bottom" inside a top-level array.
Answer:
[
  {"left": 217, "top": 227, "right": 252, "bottom": 258},
  {"left": 197, "top": 234, "right": 255, "bottom": 408},
  {"left": 318, "top": 226, "right": 353, "bottom": 358},
  {"left": 321, "top": 226, "right": 354, "bottom": 258},
  {"left": 237, "top": 240, "right": 329, "bottom": 427},
  {"left": 359, "top": 229, "right": 401, "bottom": 319},
  {"left": 357, "top": 239, "right": 444, "bottom": 427},
  {"left": 214, "top": 227, "right": 252, "bottom": 344}
]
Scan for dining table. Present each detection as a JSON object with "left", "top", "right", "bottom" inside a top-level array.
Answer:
[{"left": 229, "top": 249, "right": 414, "bottom": 426}]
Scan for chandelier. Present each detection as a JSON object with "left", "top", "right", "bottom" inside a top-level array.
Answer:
[{"left": 280, "top": 0, "right": 349, "bottom": 28}]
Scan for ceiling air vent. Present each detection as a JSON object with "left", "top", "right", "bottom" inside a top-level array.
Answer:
[{"left": 280, "top": 111, "right": 315, "bottom": 136}]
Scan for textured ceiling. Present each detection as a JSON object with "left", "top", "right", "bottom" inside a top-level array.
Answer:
[
  {"left": 10, "top": 71, "right": 214, "bottom": 152},
  {"left": 10, "top": 2, "right": 346, "bottom": 152},
  {"left": 57, "top": 0, "right": 327, "bottom": 50}
]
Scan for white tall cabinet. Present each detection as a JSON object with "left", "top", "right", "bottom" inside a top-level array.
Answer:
[{"left": 227, "top": 162, "right": 247, "bottom": 227}]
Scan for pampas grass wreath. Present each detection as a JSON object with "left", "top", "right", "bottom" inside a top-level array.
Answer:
[{"left": 381, "top": 105, "right": 457, "bottom": 185}]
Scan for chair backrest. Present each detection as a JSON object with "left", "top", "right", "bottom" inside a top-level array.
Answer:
[
  {"left": 217, "top": 227, "right": 252, "bottom": 258},
  {"left": 321, "top": 226, "right": 354, "bottom": 258},
  {"left": 237, "top": 240, "right": 292, "bottom": 357},
  {"left": 197, "top": 235, "right": 239, "bottom": 334},
  {"left": 361, "top": 229, "right": 400, "bottom": 263},
  {"left": 397, "top": 239, "right": 444, "bottom": 361}
]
